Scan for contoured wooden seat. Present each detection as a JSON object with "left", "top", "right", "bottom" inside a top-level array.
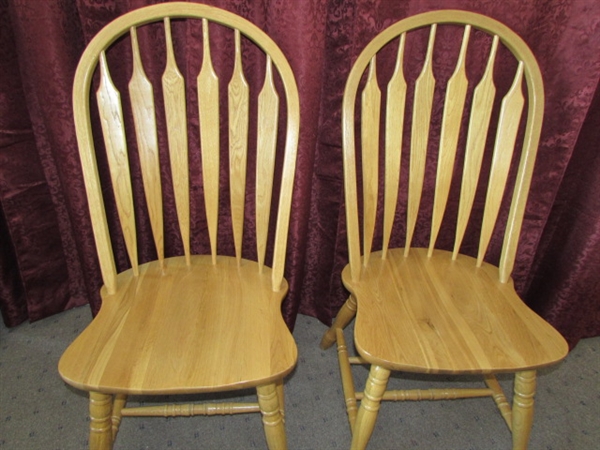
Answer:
[
  {"left": 58, "top": 3, "right": 299, "bottom": 449},
  {"left": 319, "top": 10, "right": 568, "bottom": 449}
]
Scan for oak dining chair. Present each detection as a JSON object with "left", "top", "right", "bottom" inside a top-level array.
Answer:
[
  {"left": 58, "top": 3, "right": 299, "bottom": 449},
  {"left": 319, "top": 10, "right": 569, "bottom": 450}
]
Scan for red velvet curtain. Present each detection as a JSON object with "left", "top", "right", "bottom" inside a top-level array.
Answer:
[{"left": 1, "top": 0, "right": 599, "bottom": 348}]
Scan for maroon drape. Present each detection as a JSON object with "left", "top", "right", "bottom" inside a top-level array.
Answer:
[
  {"left": 1, "top": 0, "right": 599, "bottom": 348},
  {"left": 525, "top": 83, "right": 600, "bottom": 346}
]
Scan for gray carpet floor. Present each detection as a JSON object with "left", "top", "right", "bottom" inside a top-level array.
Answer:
[{"left": 1, "top": 306, "right": 598, "bottom": 449}]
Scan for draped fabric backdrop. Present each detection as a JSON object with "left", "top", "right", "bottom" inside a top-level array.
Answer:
[{"left": 1, "top": 0, "right": 599, "bottom": 349}]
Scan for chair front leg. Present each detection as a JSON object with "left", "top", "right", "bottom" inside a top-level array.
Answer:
[
  {"left": 257, "top": 382, "right": 287, "bottom": 450},
  {"left": 512, "top": 370, "right": 536, "bottom": 450},
  {"left": 320, "top": 295, "right": 358, "bottom": 349},
  {"left": 351, "top": 365, "right": 390, "bottom": 450},
  {"left": 89, "top": 392, "right": 114, "bottom": 450}
]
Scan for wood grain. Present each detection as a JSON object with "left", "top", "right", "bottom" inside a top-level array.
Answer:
[
  {"left": 198, "top": 18, "right": 221, "bottom": 264},
  {"left": 257, "top": 383, "right": 288, "bottom": 449},
  {"left": 361, "top": 58, "right": 381, "bottom": 266},
  {"left": 70, "top": 2, "right": 299, "bottom": 288},
  {"left": 326, "top": 10, "right": 563, "bottom": 450},
  {"left": 162, "top": 17, "right": 191, "bottom": 265},
  {"left": 256, "top": 57, "right": 279, "bottom": 272},
  {"left": 350, "top": 365, "right": 390, "bottom": 450},
  {"left": 428, "top": 25, "right": 470, "bottom": 255},
  {"left": 65, "top": 4, "right": 300, "bottom": 448},
  {"left": 336, "top": 328, "right": 358, "bottom": 432},
  {"left": 228, "top": 30, "right": 249, "bottom": 263},
  {"left": 128, "top": 26, "right": 164, "bottom": 264},
  {"left": 343, "top": 248, "right": 568, "bottom": 374},
  {"left": 59, "top": 256, "right": 297, "bottom": 394},
  {"left": 478, "top": 62, "right": 524, "bottom": 266},
  {"left": 382, "top": 34, "right": 406, "bottom": 259},
  {"left": 453, "top": 35, "right": 499, "bottom": 258},
  {"left": 89, "top": 392, "right": 113, "bottom": 450},
  {"left": 97, "top": 52, "right": 139, "bottom": 275},
  {"left": 405, "top": 24, "right": 436, "bottom": 255}
]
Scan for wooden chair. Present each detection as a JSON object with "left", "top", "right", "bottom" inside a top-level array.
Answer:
[
  {"left": 58, "top": 3, "right": 299, "bottom": 449},
  {"left": 319, "top": 10, "right": 568, "bottom": 450}
]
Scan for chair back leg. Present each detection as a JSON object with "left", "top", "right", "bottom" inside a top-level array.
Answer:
[{"left": 320, "top": 295, "right": 358, "bottom": 349}]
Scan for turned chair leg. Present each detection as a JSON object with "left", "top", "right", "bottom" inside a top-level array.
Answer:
[
  {"left": 320, "top": 295, "right": 358, "bottom": 349},
  {"left": 257, "top": 382, "right": 287, "bottom": 450},
  {"left": 512, "top": 370, "right": 536, "bottom": 450},
  {"left": 276, "top": 379, "right": 285, "bottom": 423},
  {"left": 336, "top": 328, "right": 358, "bottom": 432},
  {"left": 351, "top": 365, "right": 390, "bottom": 450},
  {"left": 111, "top": 394, "right": 127, "bottom": 440},
  {"left": 89, "top": 392, "right": 114, "bottom": 450}
]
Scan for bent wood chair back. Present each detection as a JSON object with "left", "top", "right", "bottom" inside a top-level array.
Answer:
[
  {"left": 342, "top": 10, "right": 543, "bottom": 283},
  {"left": 74, "top": 3, "right": 299, "bottom": 293},
  {"left": 64, "top": 3, "right": 300, "bottom": 449},
  {"left": 322, "top": 11, "right": 568, "bottom": 449}
]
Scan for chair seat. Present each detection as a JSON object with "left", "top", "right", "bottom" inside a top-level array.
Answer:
[
  {"left": 342, "top": 248, "right": 568, "bottom": 375},
  {"left": 59, "top": 255, "right": 297, "bottom": 395}
]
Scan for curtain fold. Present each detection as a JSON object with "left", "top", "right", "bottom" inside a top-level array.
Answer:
[
  {"left": 1, "top": 0, "right": 598, "bottom": 348},
  {"left": 524, "top": 82, "right": 600, "bottom": 347},
  {"left": 1, "top": 0, "right": 89, "bottom": 324}
]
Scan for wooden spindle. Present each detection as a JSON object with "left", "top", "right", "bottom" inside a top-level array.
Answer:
[
  {"left": 453, "top": 35, "right": 499, "bottom": 259},
  {"left": 162, "top": 18, "right": 191, "bottom": 265},
  {"left": 128, "top": 26, "right": 164, "bottom": 266},
  {"left": 361, "top": 58, "right": 381, "bottom": 267},
  {"left": 405, "top": 24, "right": 436, "bottom": 255},
  {"left": 382, "top": 35, "right": 406, "bottom": 259},
  {"left": 477, "top": 62, "right": 524, "bottom": 266},
  {"left": 356, "top": 387, "right": 493, "bottom": 401},
  {"left": 97, "top": 51, "right": 139, "bottom": 275},
  {"left": 428, "top": 25, "right": 470, "bottom": 256},
  {"left": 198, "top": 18, "right": 220, "bottom": 264},
  {"left": 228, "top": 30, "right": 250, "bottom": 263},
  {"left": 256, "top": 56, "right": 279, "bottom": 272},
  {"left": 121, "top": 402, "right": 260, "bottom": 416}
]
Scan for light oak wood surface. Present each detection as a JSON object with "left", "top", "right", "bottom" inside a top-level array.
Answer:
[
  {"left": 382, "top": 34, "right": 406, "bottom": 259},
  {"left": 344, "top": 249, "right": 566, "bottom": 374},
  {"left": 61, "top": 3, "right": 299, "bottom": 449},
  {"left": 129, "top": 27, "right": 164, "bottom": 264},
  {"left": 321, "top": 10, "right": 569, "bottom": 450},
  {"left": 228, "top": 29, "right": 250, "bottom": 263},
  {"left": 59, "top": 256, "right": 296, "bottom": 394},
  {"left": 453, "top": 35, "right": 499, "bottom": 259},
  {"left": 429, "top": 25, "right": 470, "bottom": 255}
]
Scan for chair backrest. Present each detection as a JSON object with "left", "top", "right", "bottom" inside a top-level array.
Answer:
[
  {"left": 73, "top": 3, "right": 299, "bottom": 294},
  {"left": 342, "top": 10, "right": 544, "bottom": 284}
]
